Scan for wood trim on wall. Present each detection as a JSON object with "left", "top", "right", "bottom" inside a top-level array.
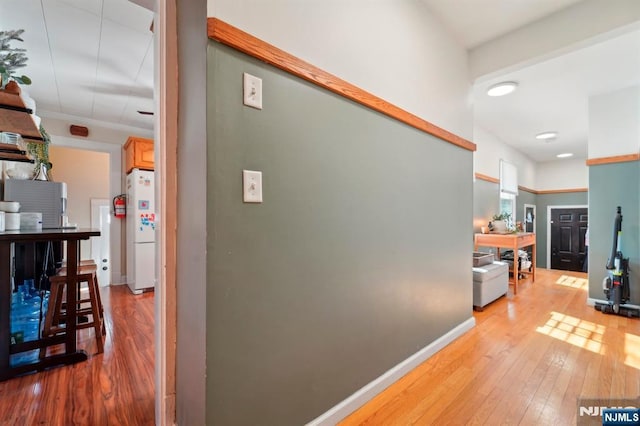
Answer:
[
  {"left": 474, "top": 173, "right": 587, "bottom": 194},
  {"left": 474, "top": 173, "right": 499, "bottom": 184},
  {"left": 518, "top": 185, "right": 537, "bottom": 194},
  {"left": 586, "top": 153, "right": 640, "bottom": 166},
  {"left": 536, "top": 188, "right": 588, "bottom": 194},
  {"left": 157, "top": 0, "right": 178, "bottom": 423},
  {"left": 207, "top": 18, "right": 476, "bottom": 153}
]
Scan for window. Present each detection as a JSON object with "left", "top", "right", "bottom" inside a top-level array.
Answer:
[
  {"left": 499, "top": 159, "right": 518, "bottom": 196},
  {"left": 500, "top": 193, "right": 516, "bottom": 224}
]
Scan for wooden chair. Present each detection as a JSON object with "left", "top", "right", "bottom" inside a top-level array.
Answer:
[{"left": 40, "top": 263, "right": 105, "bottom": 357}]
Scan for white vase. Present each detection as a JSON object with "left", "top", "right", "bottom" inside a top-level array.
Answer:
[
  {"left": 33, "top": 162, "right": 49, "bottom": 181},
  {"left": 492, "top": 220, "right": 507, "bottom": 233}
]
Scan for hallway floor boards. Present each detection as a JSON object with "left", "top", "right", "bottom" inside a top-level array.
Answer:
[{"left": 341, "top": 269, "right": 640, "bottom": 425}]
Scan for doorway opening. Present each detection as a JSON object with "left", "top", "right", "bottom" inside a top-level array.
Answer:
[{"left": 90, "top": 198, "right": 111, "bottom": 287}]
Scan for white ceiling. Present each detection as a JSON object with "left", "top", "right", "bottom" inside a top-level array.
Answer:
[
  {"left": 425, "top": 0, "right": 640, "bottom": 163},
  {"left": 422, "top": 0, "right": 584, "bottom": 49},
  {"left": 2, "top": 0, "right": 639, "bottom": 164},
  {"left": 472, "top": 29, "right": 640, "bottom": 162},
  {"left": 0, "top": 0, "right": 154, "bottom": 132}
]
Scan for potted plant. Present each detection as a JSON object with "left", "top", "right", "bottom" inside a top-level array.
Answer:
[
  {"left": 490, "top": 212, "right": 511, "bottom": 233},
  {"left": 1, "top": 29, "right": 52, "bottom": 179},
  {"left": 0, "top": 29, "right": 32, "bottom": 91}
]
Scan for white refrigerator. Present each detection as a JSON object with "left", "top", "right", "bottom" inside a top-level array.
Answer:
[{"left": 126, "top": 169, "right": 156, "bottom": 294}]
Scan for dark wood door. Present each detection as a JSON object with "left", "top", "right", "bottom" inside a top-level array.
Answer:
[{"left": 550, "top": 208, "right": 588, "bottom": 271}]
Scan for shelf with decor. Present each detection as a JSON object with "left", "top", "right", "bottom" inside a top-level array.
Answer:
[{"left": 0, "top": 90, "right": 43, "bottom": 164}]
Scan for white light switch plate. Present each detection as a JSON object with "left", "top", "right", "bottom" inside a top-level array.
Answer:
[
  {"left": 243, "top": 73, "right": 263, "bottom": 109},
  {"left": 243, "top": 170, "right": 263, "bottom": 203}
]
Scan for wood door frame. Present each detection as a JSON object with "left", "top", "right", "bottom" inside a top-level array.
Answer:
[
  {"left": 523, "top": 203, "right": 536, "bottom": 234},
  {"left": 90, "top": 198, "right": 110, "bottom": 287},
  {"left": 546, "top": 204, "right": 588, "bottom": 269},
  {"left": 155, "top": 0, "right": 178, "bottom": 424}
]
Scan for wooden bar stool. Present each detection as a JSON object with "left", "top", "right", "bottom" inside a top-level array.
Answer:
[
  {"left": 40, "top": 267, "right": 105, "bottom": 357},
  {"left": 58, "top": 261, "right": 105, "bottom": 335}
]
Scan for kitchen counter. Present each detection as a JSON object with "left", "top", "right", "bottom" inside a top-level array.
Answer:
[{"left": 0, "top": 228, "right": 100, "bottom": 380}]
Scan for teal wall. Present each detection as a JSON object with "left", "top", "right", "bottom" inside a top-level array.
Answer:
[
  {"left": 473, "top": 179, "right": 498, "bottom": 233},
  {"left": 516, "top": 189, "right": 536, "bottom": 226},
  {"left": 206, "top": 42, "right": 474, "bottom": 425},
  {"left": 588, "top": 162, "right": 639, "bottom": 304},
  {"left": 473, "top": 180, "right": 536, "bottom": 232},
  {"left": 535, "top": 192, "right": 589, "bottom": 268}
]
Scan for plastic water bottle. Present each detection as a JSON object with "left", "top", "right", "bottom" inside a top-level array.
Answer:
[{"left": 10, "top": 281, "right": 45, "bottom": 367}]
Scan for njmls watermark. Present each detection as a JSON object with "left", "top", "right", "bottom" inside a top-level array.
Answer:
[{"left": 578, "top": 398, "right": 640, "bottom": 426}]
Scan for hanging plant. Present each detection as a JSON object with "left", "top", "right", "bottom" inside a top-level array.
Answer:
[
  {"left": 0, "top": 29, "right": 50, "bottom": 177},
  {"left": 26, "top": 124, "right": 52, "bottom": 174}
]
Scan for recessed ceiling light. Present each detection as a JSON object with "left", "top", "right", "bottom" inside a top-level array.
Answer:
[
  {"left": 557, "top": 153, "right": 573, "bottom": 158},
  {"left": 487, "top": 81, "right": 518, "bottom": 97},
  {"left": 536, "top": 131, "right": 558, "bottom": 140}
]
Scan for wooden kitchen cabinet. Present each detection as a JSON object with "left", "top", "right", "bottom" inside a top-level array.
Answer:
[{"left": 123, "top": 136, "right": 154, "bottom": 173}]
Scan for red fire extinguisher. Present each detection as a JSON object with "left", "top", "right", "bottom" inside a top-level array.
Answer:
[{"left": 113, "top": 194, "right": 126, "bottom": 218}]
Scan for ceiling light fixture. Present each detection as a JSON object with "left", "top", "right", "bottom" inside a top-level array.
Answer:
[
  {"left": 557, "top": 153, "right": 573, "bottom": 158},
  {"left": 487, "top": 81, "right": 518, "bottom": 97},
  {"left": 536, "top": 131, "right": 558, "bottom": 140}
]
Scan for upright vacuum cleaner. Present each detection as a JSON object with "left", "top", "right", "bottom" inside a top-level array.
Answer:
[{"left": 595, "top": 206, "right": 639, "bottom": 317}]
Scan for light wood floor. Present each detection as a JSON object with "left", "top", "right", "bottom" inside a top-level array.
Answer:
[
  {"left": 2, "top": 270, "right": 638, "bottom": 425},
  {"left": 0, "top": 285, "right": 155, "bottom": 425},
  {"left": 341, "top": 268, "right": 640, "bottom": 425}
]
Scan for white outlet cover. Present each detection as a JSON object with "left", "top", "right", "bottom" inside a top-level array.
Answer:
[
  {"left": 243, "top": 73, "right": 263, "bottom": 109},
  {"left": 243, "top": 170, "right": 263, "bottom": 203}
]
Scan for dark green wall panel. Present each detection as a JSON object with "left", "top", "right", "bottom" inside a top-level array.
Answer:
[
  {"left": 206, "top": 43, "right": 474, "bottom": 425},
  {"left": 473, "top": 179, "right": 498, "bottom": 233},
  {"left": 588, "top": 162, "right": 639, "bottom": 304},
  {"left": 536, "top": 192, "right": 589, "bottom": 268},
  {"left": 516, "top": 190, "right": 536, "bottom": 227}
]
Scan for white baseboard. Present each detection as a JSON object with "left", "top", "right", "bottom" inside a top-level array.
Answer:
[{"left": 307, "top": 316, "right": 476, "bottom": 426}]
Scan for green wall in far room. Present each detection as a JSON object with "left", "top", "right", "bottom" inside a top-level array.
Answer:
[
  {"left": 473, "top": 178, "right": 498, "bottom": 233},
  {"left": 588, "top": 161, "right": 639, "bottom": 304},
  {"left": 536, "top": 192, "right": 589, "bottom": 268},
  {"left": 516, "top": 189, "right": 536, "bottom": 228},
  {"left": 535, "top": 192, "right": 589, "bottom": 268}
]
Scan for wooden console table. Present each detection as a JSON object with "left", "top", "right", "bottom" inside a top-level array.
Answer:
[
  {"left": 0, "top": 228, "right": 100, "bottom": 381},
  {"left": 474, "top": 232, "right": 536, "bottom": 295}
]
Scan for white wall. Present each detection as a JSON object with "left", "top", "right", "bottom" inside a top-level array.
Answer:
[
  {"left": 208, "top": 0, "right": 473, "bottom": 140},
  {"left": 473, "top": 125, "right": 536, "bottom": 188},
  {"left": 588, "top": 86, "right": 640, "bottom": 158},
  {"left": 470, "top": 0, "right": 640, "bottom": 80},
  {"left": 535, "top": 158, "right": 588, "bottom": 190}
]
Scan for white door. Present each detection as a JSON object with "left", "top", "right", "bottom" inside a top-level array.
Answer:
[{"left": 91, "top": 198, "right": 111, "bottom": 287}]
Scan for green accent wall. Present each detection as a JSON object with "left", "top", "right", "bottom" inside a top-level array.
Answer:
[
  {"left": 588, "top": 162, "right": 639, "bottom": 304},
  {"left": 535, "top": 192, "right": 589, "bottom": 268},
  {"left": 473, "top": 179, "right": 498, "bottom": 233},
  {"left": 206, "top": 42, "right": 474, "bottom": 425},
  {"left": 516, "top": 189, "right": 536, "bottom": 225}
]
